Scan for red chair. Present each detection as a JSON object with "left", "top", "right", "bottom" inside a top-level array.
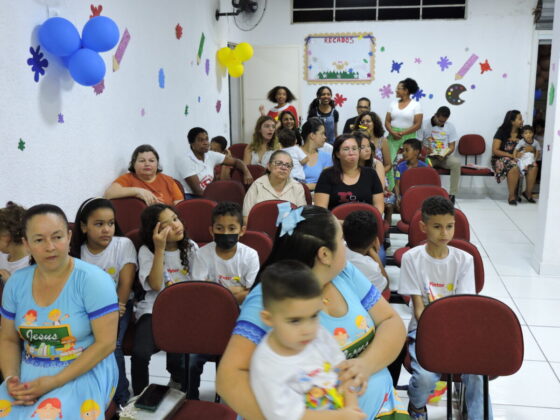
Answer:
[
  {"left": 246, "top": 200, "right": 296, "bottom": 239},
  {"left": 396, "top": 186, "right": 449, "bottom": 234},
  {"left": 448, "top": 238, "right": 485, "bottom": 294},
  {"left": 332, "top": 202, "right": 385, "bottom": 246},
  {"left": 175, "top": 199, "right": 217, "bottom": 247},
  {"left": 240, "top": 230, "right": 273, "bottom": 265},
  {"left": 229, "top": 143, "right": 247, "bottom": 160},
  {"left": 110, "top": 198, "right": 147, "bottom": 236},
  {"left": 152, "top": 282, "right": 239, "bottom": 420},
  {"left": 231, "top": 164, "right": 266, "bottom": 190},
  {"left": 458, "top": 135, "right": 493, "bottom": 176},
  {"left": 416, "top": 295, "right": 523, "bottom": 420},
  {"left": 203, "top": 180, "right": 246, "bottom": 206},
  {"left": 300, "top": 182, "right": 313, "bottom": 205},
  {"left": 399, "top": 167, "right": 441, "bottom": 197},
  {"left": 174, "top": 178, "right": 186, "bottom": 197},
  {"left": 393, "top": 208, "right": 470, "bottom": 266}
]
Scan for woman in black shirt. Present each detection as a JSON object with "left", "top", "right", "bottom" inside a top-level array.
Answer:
[{"left": 314, "top": 133, "right": 384, "bottom": 214}]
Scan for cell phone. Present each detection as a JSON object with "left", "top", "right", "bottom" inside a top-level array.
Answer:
[{"left": 134, "top": 384, "right": 169, "bottom": 412}]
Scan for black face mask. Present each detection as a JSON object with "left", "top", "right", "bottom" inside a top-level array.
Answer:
[{"left": 214, "top": 233, "right": 239, "bottom": 250}]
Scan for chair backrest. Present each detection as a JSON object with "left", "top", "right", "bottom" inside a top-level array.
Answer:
[
  {"left": 300, "top": 182, "right": 313, "bottom": 205},
  {"left": 110, "top": 198, "right": 147, "bottom": 235},
  {"left": 231, "top": 165, "right": 267, "bottom": 190},
  {"left": 416, "top": 295, "right": 523, "bottom": 376},
  {"left": 331, "top": 202, "right": 385, "bottom": 245},
  {"left": 229, "top": 143, "right": 248, "bottom": 160},
  {"left": 400, "top": 185, "right": 449, "bottom": 224},
  {"left": 152, "top": 281, "right": 240, "bottom": 354},
  {"left": 399, "top": 167, "right": 441, "bottom": 197},
  {"left": 246, "top": 200, "right": 296, "bottom": 239},
  {"left": 240, "top": 230, "right": 274, "bottom": 265},
  {"left": 458, "top": 134, "right": 486, "bottom": 156},
  {"left": 125, "top": 228, "right": 143, "bottom": 251},
  {"left": 448, "top": 238, "right": 484, "bottom": 293},
  {"left": 174, "top": 178, "right": 185, "bottom": 197},
  {"left": 175, "top": 199, "right": 217, "bottom": 245},
  {"left": 203, "top": 180, "right": 246, "bottom": 206},
  {"left": 408, "top": 208, "right": 470, "bottom": 247}
]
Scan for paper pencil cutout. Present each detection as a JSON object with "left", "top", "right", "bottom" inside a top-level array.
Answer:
[{"left": 455, "top": 53, "right": 478, "bottom": 80}]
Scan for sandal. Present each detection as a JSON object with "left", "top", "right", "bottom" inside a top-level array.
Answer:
[
  {"left": 508, "top": 199, "right": 517, "bottom": 206},
  {"left": 522, "top": 192, "right": 536, "bottom": 203}
]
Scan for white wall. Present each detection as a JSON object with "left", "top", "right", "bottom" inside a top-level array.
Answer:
[
  {"left": 229, "top": 0, "right": 536, "bottom": 181},
  {"left": 0, "top": 0, "right": 233, "bottom": 217}
]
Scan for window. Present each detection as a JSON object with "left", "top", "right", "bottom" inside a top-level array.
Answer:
[{"left": 292, "top": 0, "right": 467, "bottom": 23}]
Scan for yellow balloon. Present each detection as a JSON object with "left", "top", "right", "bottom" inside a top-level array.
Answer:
[
  {"left": 233, "top": 42, "right": 253, "bottom": 62},
  {"left": 225, "top": 55, "right": 241, "bottom": 68},
  {"left": 217, "top": 47, "right": 232, "bottom": 66},
  {"left": 228, "top": 63, "right": 244, "bottom": 78}
]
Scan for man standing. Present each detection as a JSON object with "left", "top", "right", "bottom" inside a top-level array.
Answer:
[
  {"left": 422, "top": 106, "right": 462, "bottom": 203},
  {"left": 342, "top": 97, "right": 371, "bottom": 133}
]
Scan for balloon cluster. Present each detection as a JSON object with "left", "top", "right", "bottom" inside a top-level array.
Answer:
[
  {"left": 39, "top": 16, "right": 119, "bottom": 86},
  {"left": 216, "top": 43, "right": 254, "bottom": 78}
]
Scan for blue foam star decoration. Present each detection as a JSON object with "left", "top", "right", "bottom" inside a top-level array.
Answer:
[
  {"left": 27, "top": 45, "right": 48, "bottom": 83},
  {"left": 276, "top": 203, "right": 305, "bottom": 237}
]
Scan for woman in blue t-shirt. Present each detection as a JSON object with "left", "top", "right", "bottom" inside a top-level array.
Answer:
[
  {"left": 301, "top": 117, "right": 333, "bottom": 191},
  {"left": 216, "top": 205, "right": 408, "bottom": 420}
]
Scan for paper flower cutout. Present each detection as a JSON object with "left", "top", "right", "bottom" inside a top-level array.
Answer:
[
  {"left": 93, "top": 80, "right": 105, "bottom": 95},
  {"left": 333, "top": 93, "right": 347, "bottom": 107},
  {"left": 412, "top": 89, "right": 426, "bottom": 102},
  {"left": 141, "top": 108, "right": 146, "bottom": 116},
  {"left": 90, "top": 4, "right": 102, "bottom": 18},
  {"left": 216, "top": 100, "right": 222, "bottom": 113},
  {"left": 175, "top": 23, "right": 183, "bottom": 40},
  {"left": 276, "top": 203, "right": 305, "bottom": 237},
  {"left": 18, "top": 138, "right": 26, "bottom": 151},
  {"left": 390, "top": 60, "right": 403, "bottom": 73},
  {"left": 414, "top": 57, "right": 422, "bottom": 64},
  {"left": 158, "top": 68, "right": 165, "bottom": 88},
  {"left": 379, "top": 84, "right": 393, "bottom": 99},
  {"left": 184, "top": 105, "right": 189, "bottom": 116},
  {"left": 437, "top": 56, "right": 452, "bottom": 71},
  {"left": 205, "top": 59, "right": 210, "bottom": 75},
  {"left": 479, "top": 59, "right": 492, "bottom": 74},
  {"left": 27, "top": 46, "right": 48, "bottom": 83},
  {"left": 58, "top": 113, "right": 64, "bottom": 123}
]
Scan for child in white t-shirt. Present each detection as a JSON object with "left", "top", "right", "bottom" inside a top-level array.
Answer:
[
  {"left": 250, "top": 260, "right": 364, "bottom": 420},
  {"left": 70, "top": 197, "right": 138, "bottom": 406},
  {"left": 132, "top": 204, "right": 198, "bottom": 396},
  {"left": 342, "top": 210, "right": 387, "bottom": 293},
  {"left": 0, "top": 202, "right": 30, "bottom": 283},
  {"left": 514, "top": 125, "right": 542, "bottom": 174},
  {"left": 278, "top": 127, "right": 308, "bottom": 182},
  {"left": 189, "top": 201, "right": 260, "bottom": 399},
  {"left": 398, "top": 196, "right": 491, "bottom": 420}
]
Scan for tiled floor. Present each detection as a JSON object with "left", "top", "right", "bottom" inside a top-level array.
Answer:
[{"left": 125, "top": 194, "right": 560, "bottom": 419}]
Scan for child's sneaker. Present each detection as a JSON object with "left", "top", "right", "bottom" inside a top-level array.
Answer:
[{"left": 408, "top": 402, "right": 428, "bottom": 419}]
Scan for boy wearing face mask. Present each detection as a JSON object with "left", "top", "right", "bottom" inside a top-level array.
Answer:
[{"left": 189, "top": 202, "right": 259, "bottom": 399}]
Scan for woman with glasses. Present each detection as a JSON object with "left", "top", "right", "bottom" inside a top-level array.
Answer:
[
  {"left": 242, "top": 150, "right": 307, "bottom": 224},
  {"left": 314, "top": 134, "right": 384, "bottom": 214}
]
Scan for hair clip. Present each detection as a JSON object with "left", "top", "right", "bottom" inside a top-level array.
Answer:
[{"left": 275, "top": 203, "right": 305, "bottom": 237}]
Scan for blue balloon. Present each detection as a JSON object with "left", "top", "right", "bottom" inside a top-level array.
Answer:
[
  {"left": 82, "top": 16, "right": 119, "bottom": 52},
  {"left": 39, "top": 17, "right": 81, "bottom": 57},
  {"left": 68, "top": 48, "right": 106, "bottom": 86}
]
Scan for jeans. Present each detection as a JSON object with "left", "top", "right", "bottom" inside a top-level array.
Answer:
[
  {"left": 114, "top": 300, "right": 132, "bottom": 405},
  {"left": 131, "top": 314, "right": 185, "bottom": 395},
  {"left": 408, "top": 330, "right": 493, "bottom": 420}
]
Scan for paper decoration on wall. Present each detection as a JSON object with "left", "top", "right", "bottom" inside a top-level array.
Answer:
[
  {"left": 175, "top": 24, "right": 183, "bottom": 40},
  {"left": 304, "top": 33, "right": 376, "bottom": 84},
  {"left": 548, "top": 83, "right": 555, "bottom": 105},
  {"left": 216, "top": 100, "right": 222, "bottom": 113},
  {"left": 205, "top": 59, "right": 210, "bottom": 75},
  {"left": 198, "top": 96, "right": 201, "bottom": 103},
  {"left": 113, "top": 28, "right": 130, "bottom": 72},
  {"left": 390, "top": 60, "right": 403, "bottom": 73},
  {"left": 479, "top": 59, "right": 492, "bottom": 74},
  {"left": 412, "top": 89, "right": 426, "bottom": 102},
  {"left": 141, "top": 108, "right": 145, "bottom": 116},
  {"left": 333, "top": 93, "right": 347, "bottom": 107},
  {"left": 380, "top": 46, "right": 385, "bottom": 52},
  {"left": 379, "top": 84, "right": 393, "bottom": 99},
  {"left": 90, "top": 5, "right": 102, "bottom": 19},
  {"left": 58, "top": 113, "right": 64, "bottom": 123},
  {"left": 158, "top": 68, "right": 165, "bottom": 88},
  {"left": 414, "top": 57, "right": 422, "bottom": 64},
  {"left": 428, "top": 94, "right": 434, "bottom": 99},
  {"left": 27, "top": 46, "right": 49, "bottom": 82},
  {"left": 437, "top": 56, "right": 452, "bottom": 71},
  {"left": 18, "top": 138, "right": 26, "bottom": 151},
  {"left": 445, "top": 84, "right": 467, "bottom": 105},
  {"left": 502, "top": 73, "right": 507, "bottom": 78},
  {"left": 197, "top": 33, "right": 205, "bottom": 65},
  {"left": 471, "top": 84, "right": 476, "bottom": 89},
  {"left": 93, "top": 80, "right": 105, "bottom": 95},
  {"left": 455, "top": 54, "right": 478, "bottom": 80},
  {"left": 184, "top": 105, "right": 189, "bottom": 116}
]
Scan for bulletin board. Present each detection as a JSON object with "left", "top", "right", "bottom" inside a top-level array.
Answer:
[{"left": 304, "top": 32, "right": 375, "bottom": 84}]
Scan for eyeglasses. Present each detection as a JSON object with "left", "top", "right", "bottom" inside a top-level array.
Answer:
[
  {"left": 340, "top": 147, "right": 359, "bottom": 153},
  {"left": 272, "top": 161, "right": 293, "bottom": 169}
]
